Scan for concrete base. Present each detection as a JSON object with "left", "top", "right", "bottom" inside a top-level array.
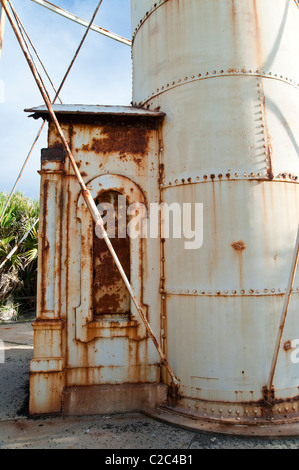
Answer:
[{"left": 62, "top": 383, "right": 168, "bottom": 416}]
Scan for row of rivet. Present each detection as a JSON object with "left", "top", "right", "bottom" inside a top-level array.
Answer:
[
  {"left": 161, "top": 288, "right": 299, "bottom": 296},
  {"left": 132, "top": 0, "right": 168, "bottom": 43},
  {"left": 133, "top": 0, "right": 299, "bottom": 44},
  {"left": 182, "top": 402, "right": 298, "bottom": 418},
  {"left": 159, "top": 173, "right": 299, "bottom": 189},
  {"left": 134, "top": 70, "right": 299, "bottom": 107}
]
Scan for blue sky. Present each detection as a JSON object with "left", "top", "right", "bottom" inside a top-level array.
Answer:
[{"left": 0, "top": 0, "right": 132, "bottom": 200}]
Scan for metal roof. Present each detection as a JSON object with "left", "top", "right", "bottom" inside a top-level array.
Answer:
[{"left": 24, "top": 104, "right": 165, "bottom": 119}]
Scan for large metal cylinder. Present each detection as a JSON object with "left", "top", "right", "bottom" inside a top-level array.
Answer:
[{"left": 131, "top": 0, "right": 299, "bottom": 425}]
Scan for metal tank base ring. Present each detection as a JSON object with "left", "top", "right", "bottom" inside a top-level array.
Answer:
[{"left": 144, "top": 405, "right": 299, "bottom": 438}]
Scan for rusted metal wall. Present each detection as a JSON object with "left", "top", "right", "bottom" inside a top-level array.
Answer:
[
  {"left": 29, "top": 108, "right": 166, "bottom": 415},
  {"left": 131, "top": 0, "right": 299, "bottom": 423}
]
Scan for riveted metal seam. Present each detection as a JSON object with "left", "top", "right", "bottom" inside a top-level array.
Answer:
[
  {"left": 162, "top": 290, "right": 298, "bottom": 297},
  {"left": 159, "top": 176, "right": 299, "bottom": 190},
  {"left": 134, "top": 72, "right": 299, "bottom": 108},
  {"left": 132, "top": 0, "right": 299, "bottom": 45},
  {"left": 131, "top": 0, "right": 168, "bottom": 45}
]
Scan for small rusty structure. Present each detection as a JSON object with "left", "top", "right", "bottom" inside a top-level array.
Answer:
[
  {"left": 26, "top": 0, "right": 299, "bottom": 434},
  {"left": 27, "top": 105, "right": 168, "bottom": 415}
]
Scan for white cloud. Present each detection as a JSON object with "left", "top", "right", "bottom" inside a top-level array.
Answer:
[{"left": 0, "top": 0, "right": 132, "bottom": 199}]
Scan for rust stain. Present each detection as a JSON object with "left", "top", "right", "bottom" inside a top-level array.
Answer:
[
  {"left": 253, "top": 0, "right": 262, "bottom": 67},
  {"left": 231, "top": 241, "right": 246, "bottom": 252},
  {"left": 91, "top": 126, "right": 150, "bottom": 156},
  {"left": 93, "top": 191, "right": 131, "bottom": 316}
]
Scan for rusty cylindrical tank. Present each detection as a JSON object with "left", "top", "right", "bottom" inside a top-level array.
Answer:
[{"left": 131, "top": 0, "right": 299, "bottom": 428}]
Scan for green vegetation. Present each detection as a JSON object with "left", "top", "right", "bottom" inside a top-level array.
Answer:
[{"left": 0, "top": 192, "right": 39, "bottom": 322}]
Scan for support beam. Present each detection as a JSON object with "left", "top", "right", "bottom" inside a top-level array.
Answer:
[{"left": 30, "top": 0, "right": 131, "bottom": 46}]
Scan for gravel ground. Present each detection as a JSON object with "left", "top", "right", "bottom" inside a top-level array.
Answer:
[{"left": 0, "top": 322, "right": 299, "bottom": 450}]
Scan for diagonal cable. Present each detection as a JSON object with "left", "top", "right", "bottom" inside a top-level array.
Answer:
[{"left": 0, "top": 0, "right": 104, "bottom": 224}]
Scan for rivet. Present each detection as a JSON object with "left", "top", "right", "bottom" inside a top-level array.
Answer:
[
  {"left": 193, "top": 289, "right": 197, "bottom": 294},
  {"left": 264, "top": 289, "right": 268, "bottom": 293},
  {"left": 271, "top": 289, "right": 275, "bottom": 293}
]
